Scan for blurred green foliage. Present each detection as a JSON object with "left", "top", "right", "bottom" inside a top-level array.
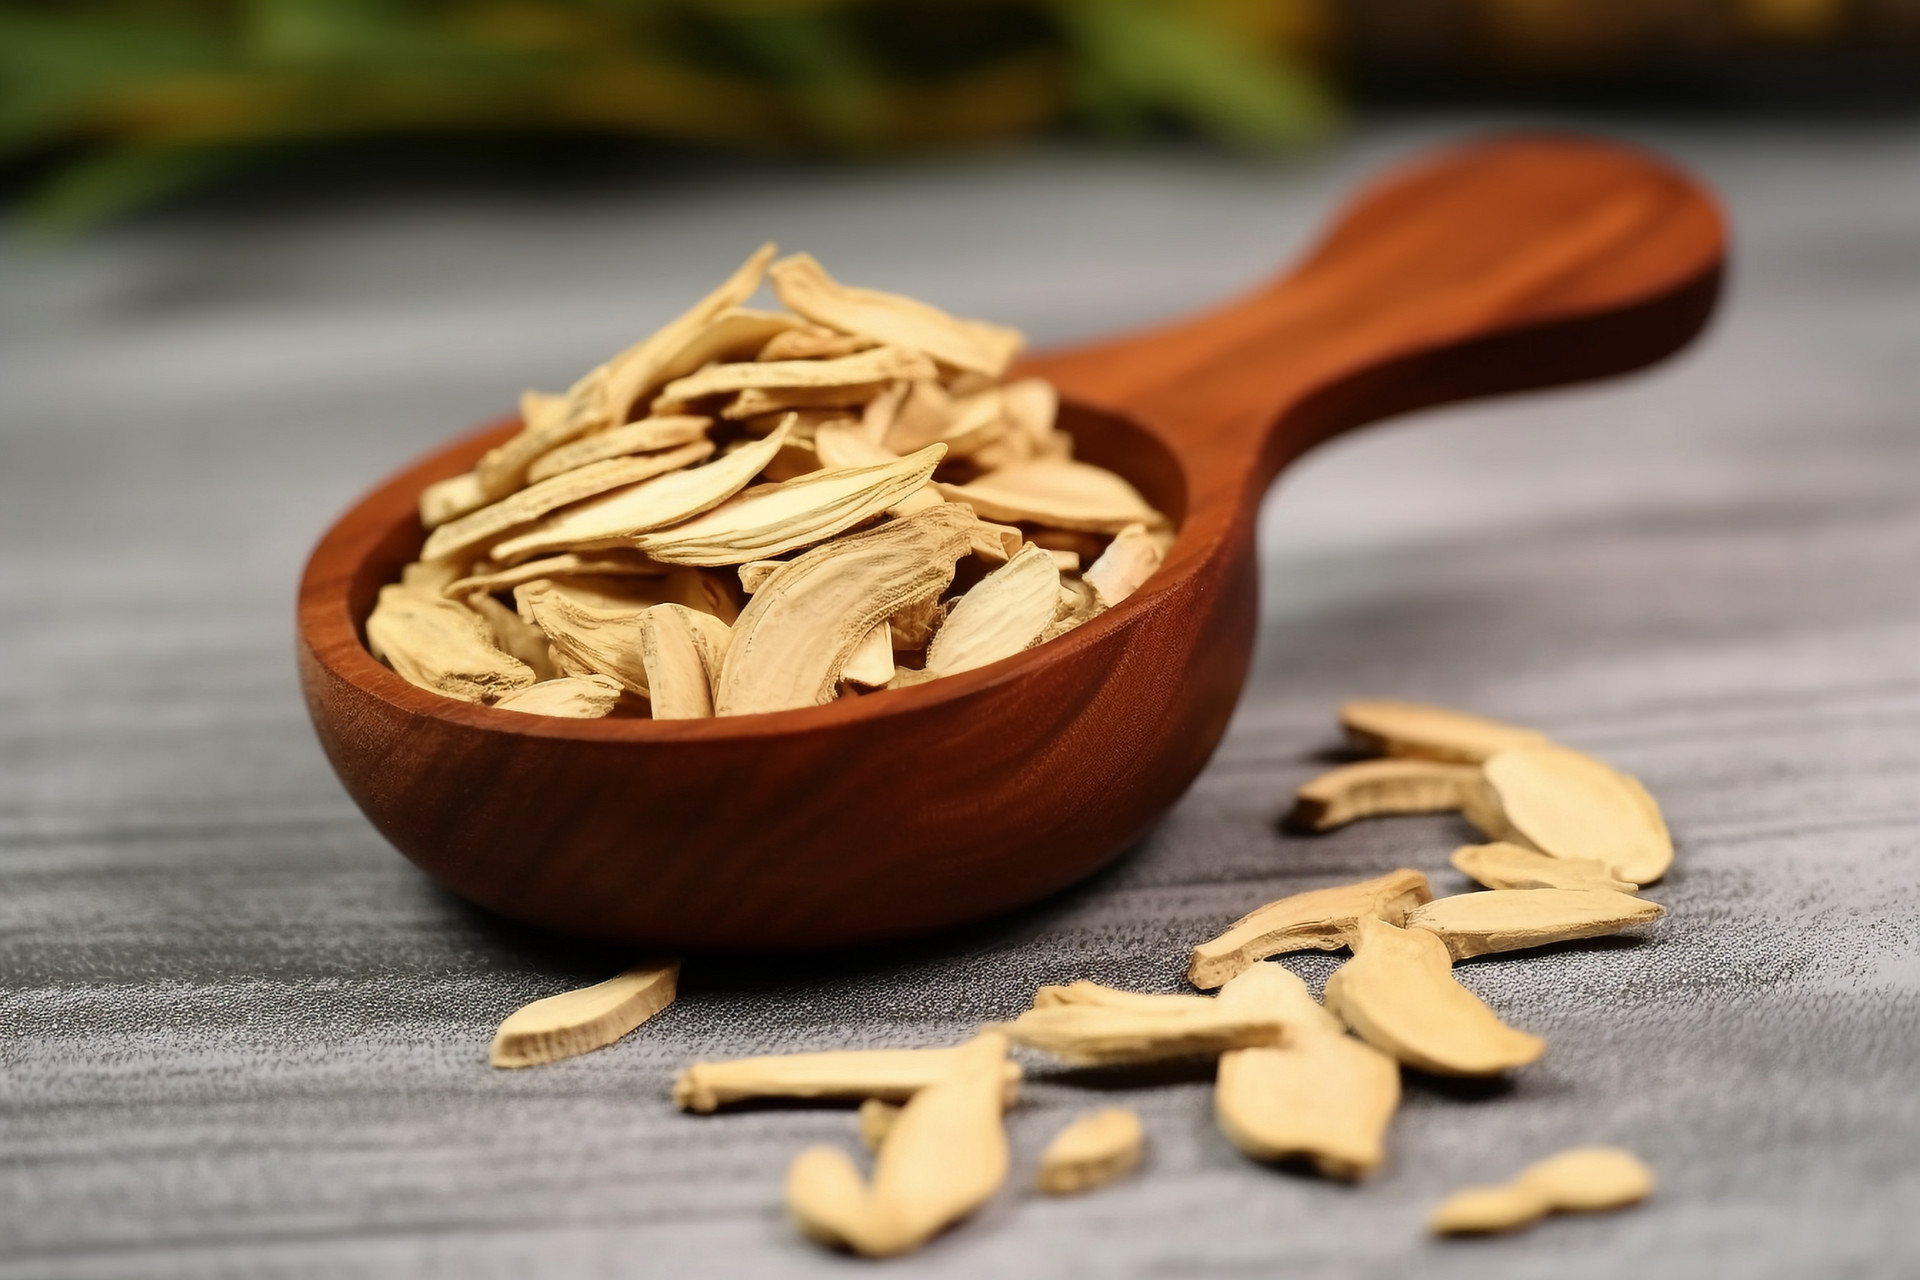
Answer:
[{"left": 0, "top": 0, "right": 1338, "bottom": 225}]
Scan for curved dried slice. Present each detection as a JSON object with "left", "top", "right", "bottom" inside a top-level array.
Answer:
[
  {"left": 1187, "top": 869, "right": 1433, "bottom": 990},
  {"left": 420, "top": 470, "right": 488, "bottom": 528},
  {"left": 1478, "top": 743, "right": 1674, "bottom": 885},
  {"left": 658, "top": 346, "right": 937, "bottom": 406},
  {"left": 1216, "top": 1034, "right": 1400, "bottom": 1180},
  {"left": 365, "top": 585, "right": 535, "bottom": 703},
  {"left": 675, "top": 1044, "right": 1022, "bottom": 1113},
  {"left": 1431, "top": 1146, "right": 1653, "bottom": 1235},
  {"left": 468, "top": 593, "right": 560, "bottom": 680},
  {"left": 493, "top": 674, "right": 624, "bottom": 719},
  {"left": 924, "top": 543, "right": 1058, "bottom": 675},
  {"left": 444, "top": 552, "right": 665, "bottom": 599},
  {"left": 1083, "top": 522, "right": 1165, "bottom": 609},
  {"left": 888, "top": 594, "right": 941, "bottom": 650},
  {"left": 759, "top": 325, "right": 876, "bottom": 361},
  {"left": 1322, "top": 917, "right": 1545, "bottom": 1077},
  {"left": 1287, "top": 759, "right": 1485, "bottom": 832},
  {"left": 1405, "top": 888, "right": 1663, "bottom": 961},
  {"left": 422, "top": 442, "right": 713, "bottom": 564},
  {"left": 815, "top": 418, "right": 899, "bottom": 470},
  {"left": 1000, "top": 377, "right": 1058, "bottom": 444},
  {"left": 488, "top": 960, "right": 679, "bottom": 1067},
  {"left": 637, "top": 604, "right": 732, "bottom": 719},
  {"left": 840, "top": 622, "right": 896, "bottom": 688},
  {"left": 634, "top": 444, "right": 948, "bottom": 568},
  {"left": 858, "top": 1098, "right": 901, "bottom": 1151},
  {"left": 770, "top": 252, "right": 1024, "bottom": 378},
  {"left": 999, "top": 965, "right": 1294, "bottom": 1067},
  {"left": 1032, "top": 981, "right": 1214, "bottom": 1014},
  {"left": 712, "top": 505, "right": 973, "bottom": 716},
  {"left": 515, "top": 580, "right": 650, "bottom": 696},
  {"left": 489, "top": 424, "right": 789, "bottom": 563},
  {"left": 786, "top": 1033, "right": 1012, "bottom": 1258},
  {"left": 474, "top": 244, "right": 774, "bottom": 498},
  {"left": 1451, "top": 842, "right": 1638, "bottom": 893},
  {"left": 1340, "top": 699, "right": 1546, "bottom": 764},
  {"left": 936, "top": 459, "right": 1161, "bottom": 533},
  {"left": 1037, "top": 1109, "right": 1144, "bottom": 1195},
  {"left": 524, "top": 415, "right": 712, "bottom": 484}
]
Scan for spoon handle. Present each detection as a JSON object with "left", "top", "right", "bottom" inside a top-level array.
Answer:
[{"left": 1024, "top": 135, "right": 1726, "bottom": 511}]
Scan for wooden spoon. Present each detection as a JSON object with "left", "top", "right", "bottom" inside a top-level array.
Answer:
[{"left": 298, "top": 135, "right": 1724, "bottom": 950}]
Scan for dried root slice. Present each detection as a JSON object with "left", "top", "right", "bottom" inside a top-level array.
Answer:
[
  {"left": 937, "top": 459, "right": 1162, "bottom": 533},
  {"left": 770, "top": 252, "right": 1024, "bottom": 378},
  {"left": 422, "top": 442, "right": 714, "bottom": 564},
  {"left": 1322, "top": 918, "right": 1544, "bottom": 1077},
  {"left": 1082, "top": 522, "right": 1165, "bottom": 609},
  {"left": 492, "top": 674, "right": 625, "bottom": 719},
  {"left": 468, "top": 593, "right": 560, "bottom": 680},
  {"left": 1405, "top": 888, "right": 1663, "bottom": 961},
  {"left": 524, "top": 415, "right": 712, "bottom": 484},
  {"left": 1187, "top": 869, "right": 1433, "bottom": 990},
  {"left": 1451, "top": 842, "right": 1638, "bottom": 893},
  {"left": 759, "top": 325, "right": 876, "bottom": 362},
  {"left": 488, "top": 960, "right": 679, "bottom": 1068},
  {"left": 658, "top": 344, "right": 937, "bottom": 406},
  {"left": 1000, "top": 964, "right": 1298, "bottom": 1067},
  {"left": 1032, "top": 981, "right": 1215, "bottom": 1014},
  {"left": 815, "top": 418, "right": 899, "bottom": 470},
  {"left": 365, "top": 585, "right": 535, "bottom": 704},
  {"left": 1216, "top": 1034, "right": 1400, "bottom": 1180},
  {"left": 444, "top": 552, "right": 665, "bottom": 599},
  {"left": 888, "top": 594, "right": 941, "bottom": 650},
  {"left": 840, "top": 622, "right": 896, "bottom": 688},
  {"left": 785, "top": 1033, "right": 1012, "bottom": 1258},
  {"left": 713, "top": 505, "right": 973, "bottom": 716},
  {"left": 675, "top": 1044, "right": 1023, "bottom": 1113},
  {"left": 637, "top": 604, "right": 731, "bottom": 719},
  {"left": 923, "top": 542, "right": 1058, "bottom": 675},
  {"left": 858, "top": 1098, "right": 901, "bottom": 1152},
  {"left": 1036, "top": 1109, "right": 1144, "bottom": 1195},
  {"left": 1430, "top": 1147, "right": 1653, "bottom": 1235},
  {"left": 420, "top": 471, "right": 488, "bottom": 528},
  {"left": 1475, "top": 743, "right": 1674, "bottom": 886},
  {"left": 474, "top": 243, "right": 773, "bottom": 499},
  {"left": 1340, "top": 699, "right": 1547, "bottom": 764},
  {"left": 515, "top": 580, "right": 651, "bottom": 696},
  {"left": 632, "top": 444, "right": 947, "bottom": 567},
  {"left": 999, "top": 377, "right": 1058, "bottom": 443},
  {"left": 1287, "top": 759, "right": 1486, "bottom": 832},
  {"left": 490, "top": 423, "right": 790, "bottom": 563},
  {"left": 968, "top": 519, "right": 1024, "bottom": 565}
]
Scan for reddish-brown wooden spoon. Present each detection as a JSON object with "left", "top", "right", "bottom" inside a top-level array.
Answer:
[{"left": 298, "top": 135, "right": 1724, "bottom": 951}]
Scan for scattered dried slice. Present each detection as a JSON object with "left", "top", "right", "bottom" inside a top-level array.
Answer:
[
  {"left": 815, "top": 418, "right": 899, "bottom": 470},
  {"left": 759, "top": 325, "right": 876, "bottom": 361},
  {"left": 923, "top": 543, "right": 1058, "bottom": 675},
  {"left": 675, "top": 1045, "right": 1023, "bottom": 1113},
  {"left": 1032, "top": 981, "right": 1214, "bottom": 1014},
  {"left": 712, "top": 504, "right": 972, "bottom": 715},
  {"left": 468, "top": 592, "right": 561, "bottom": 680},
  {"left": 1082, "top": 521, "right": 1165, "bottom": 609},
  {"left": 770, "top": 252, "right": 1024, "bottom": 378},
  {"left": 365, "top": 584, "right": 535, "bottom": 703},
  {"left": 1187, "top": 869, "right": 1433, "bottom": 990},
  {"left": 858, "top": 1098, "right": 901, "bottom": 1152},
  {"left": 657, "top": 345, "right": 937, "bottom": 406},
  {"left": 719, "top": 383, "right": 888, "bottom": 419},
  {"left": 1322, "top": 917, "right": 1545, "bottom": 1077},
  {"left": 515, "top": 580, "right": 652, "bottom": 697},
  {"left": 524, "top": 415, "right": 712, "bottom": 484},
  {"left": 1000, "top": 965, "right": 1297, "bottom": 1066},
  {"left": 1451, "top": 842, "right": 1639, "bottom": 893},
  {"left": 420, "top": 471, "right": 488, "bottom": 528},
  {"left": 444, "top": 552, "right": 665, "bottom": 599},
  {"left": 422, "top": 443, "right": 714, "bottom": 564},
  {"left": 400, "top": 559, "right": 465, "bottom": 594},
  {"left": 633, "top": 444, "right": 947, "bottom": 567},
  {"left": 888, "top": 594, "right": 941, "bottom": 650},
  {"left": 1404, "top": 889, "right": 1663, "bottom": 961},
  {"left": 1287, "top": 759, "right": 1486, "bottom": 832},
  {"left": 493, "top": 674, "right": 625, "bottom": 719},
  {"left": 637, "top": 604, "right": 731, "bottom": 719},
  {"left": 937, "top": 459, "right": 1161, "bottom": 534},
  {"left": 1430, "top": 1147, "right": 1653, "bottom": 1235},
  {"left": 786, "top": 1033, "right": 1011, "bottom": 1258},
  {"left": 1474, "top": 743, "right": 1674, "bottom": 886},
  {"left": 841, "top": 622, "right": 896, "bottom": 688},
  {"left": 1216, "top": 1033, "right": 1400, "bottom": 1180},
  {"left": 488, "top": 960, "right": 679, "bottom": 1068},
  {"left": 1340, "top": 699, "right": 1547, "bottom": 764},
  {"left": 1037, "top": 1109, "right": 1144, "bottom": 1195},
  {"left": 490, "top": 423, "right": 789, "bottom": 562},
  {"left": 999, "top": 377, "right": 1058, "bottom": 444}
]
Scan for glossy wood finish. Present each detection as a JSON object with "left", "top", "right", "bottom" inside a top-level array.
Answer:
[{"left": 297, "top": 135, "right": 1724, "bottom": 950}]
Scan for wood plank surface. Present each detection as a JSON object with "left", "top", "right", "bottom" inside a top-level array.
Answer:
[{"left": 2, "top": 122, "right": 1916, "bottom": 1277}]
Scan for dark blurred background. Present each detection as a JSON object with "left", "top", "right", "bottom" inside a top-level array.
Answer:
[{"left": 5, "top": 0, "right": 1917, "bottom": 227}]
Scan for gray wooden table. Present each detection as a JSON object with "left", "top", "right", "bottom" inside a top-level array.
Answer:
[{"left": 3, "top": 119, "right": 1917, "bottom": 1278}]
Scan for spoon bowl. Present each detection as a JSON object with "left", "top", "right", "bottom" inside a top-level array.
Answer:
[{"left": 298, "top": 135, "right": 1724, "bottom": 950}]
